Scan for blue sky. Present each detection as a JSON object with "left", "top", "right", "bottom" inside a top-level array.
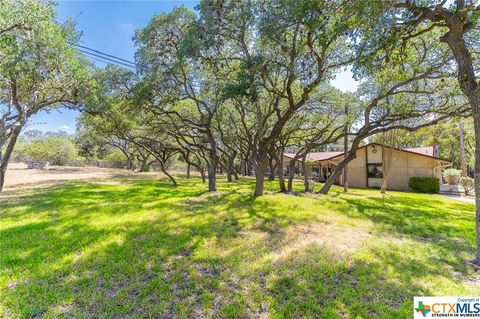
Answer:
[{"left": 27, "top": 0, "right": 358, "bottom": 133}]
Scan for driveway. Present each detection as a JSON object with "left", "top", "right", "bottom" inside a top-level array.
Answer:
[{"left": 441, "top": 194, "right": 475, "bottom": 204}]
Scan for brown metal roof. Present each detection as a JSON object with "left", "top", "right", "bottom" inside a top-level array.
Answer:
[
  {"left": 284, "top": 143, "right": 452, "bottom": 163},
  {"left": 404, "top": 146, "right": 435, "bottom": 156},
  {"left": 284, "top": 151, "right": 343, "bottom": 161}
]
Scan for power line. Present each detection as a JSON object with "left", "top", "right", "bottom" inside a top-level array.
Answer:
[
  {"left": 75, "top": 48, "right": 135, "bottom": 68},
  {"left": 69, "top": 43, "right": 149, "bottom": 70},
  {"left": 82, "top": 54, "right": 134, "bottom": 70},
  {"left": 73, "top": 44, "right": 138, "bottom": 66},
  {"left": 74, "top": 48, "right": 138, "bottom": 69}
]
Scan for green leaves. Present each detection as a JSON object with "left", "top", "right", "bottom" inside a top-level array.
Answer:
[{"left": 0, "top": 0, "right": 92, "bottom": 113}]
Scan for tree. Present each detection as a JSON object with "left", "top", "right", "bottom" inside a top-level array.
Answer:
[
  {"left": 214, "top": 105, "right": 241, "bottom": 183},
  {"left": 319, "top": 26, "right": 468, "bottom": 194},
  {"left": 0, "top": 0, "right": 90, "bottom": 191},
  {"left": 343, "top": 104, "right": 350, "bottom": 193},
  {"left": 21, "top": 135, "right": 78, "bottom": 166},
  {"left": 459, "top": 119, "right": 468, "bottom": 176},
  {"left": 374, "top": 0, "right": 480, "bottom": 265},
  {"left": 78, "top": 110, "right": 137, "bottom": 170},
  {"left": 130, "top": 132, "right": 179, "bottom": 186},
  {"left": 394, "top": 118, "right": 474, "bottom": 170},
  {"left": 214, "top": 0, "right": 357, "bottom": 196},
  {"left": 461, "top": 176, "right": 475, "bottom": 195},
  {"left": 380, "top": 129, "right": 401, "bottom": 194},
  {"left": 135, "top": 7, "right": 227, "bottom": 192},
  {"left": 283, "top": 87, "right": 351, "bottom": 193}
]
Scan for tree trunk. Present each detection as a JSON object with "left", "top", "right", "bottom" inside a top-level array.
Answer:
[
  {"left": 226, "top": 160, "right": 233, "bottom": 183},
  {"left": 121, "top": 148, "right": 134, "bottom": 171},
  {"left": 441, "top": 33, "right": 480, "bottom": 265},
  {"left": 254, "top": 150, "right": 269, "bottom": 196},
  {"left": 459, "top": 120, "right": 467, "bottom": 176},
  {"left": 208, "top": 163, "right": 217, "bottom": 191},
  {"left": 206, "top": 132, "right": 218, "bottom": 191},
  {"left": 0, "top": 167, "right": 6, "bottom": 193},
  {"left": 302, "top": 156, "right": 310, "bottom": 192},
  {"left": 275, "top": 154, "right": 287, "bottom": 193},
  {"left": 0, "top": 126, "right": 22, "bottom": 192},
  {"left": 380, "top": 146, "right": 393, "bottom": 194},
  {"left": 319, "top": 138, "right": 362, "bottom": 194},
  {"left": 268, "top": 157, "right": 275, "bottom": 181},
  {"left": 182, "top": 154, "right": 202, "bottom": 181},
  {"left": 343, "top": 106, "right": 349, "bottom": 192},
  {"left": 226, "top": 151, "right": 237, "bottom": 183},
  {"left": 286, "top": 160, "right": 296, "bottom": 193},
  {"left": 121, "top": 150, "right": 133, "bottom": 170},
  {"left": 160, "top": 165, "right": 177, "bottom": 187},
  {"left": 139, "top": 156, "right": 148, "bottom": 172},
  {"left": 245, "top": 156, "right": 252, "bottom": 176},
  {"left": 473, "top": 106, "right": 480, "bottom": 265}
]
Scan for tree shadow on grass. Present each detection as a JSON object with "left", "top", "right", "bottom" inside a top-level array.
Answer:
[
  {"left": 0, "top": 179, "right": 295, "bottom": 317},
  {"left": 262, "top": 243, "right": 429, "bottom": 319},
  {"left": 0, "top": 179, "right": 210, "bottom": 220},
  {"left": 340, "top": 195, "right": 474, "bottom": 242},
  {"left": 1, "top": 179, "right": 473, "bottom": 318},
  {"left": 339, "top": 194, "right": 476, "bottom": 274},
  {"left": 3, "top": 218, "right": 430, "bottom": 318}
]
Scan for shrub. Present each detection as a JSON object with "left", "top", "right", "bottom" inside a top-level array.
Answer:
[
  {"left": 443, "top": 168, "right": 461, "bottom": 179},
  {"left": 460, "top": 176, "right": 475, "bottom": 196},
  {"left": 409, "top": 177, "right": 440, "bottom": 194},
  {"left": 443, "top": 168, "right": 461, "bottom": 185},
  {"left": 22, "top": 136, "right": 79, "bottom": 165},
  {"left": 100, "top": 149, "right": 129, "bottom": 168}
]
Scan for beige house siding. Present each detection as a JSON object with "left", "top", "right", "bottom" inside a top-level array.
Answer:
[
  {"left": 345, "top": 145, "right": 441, "bottom": 191},
  {"left": 384, "top": 150, "right": 409, "bottom": 190},
  {"left": 345, "top": 147, "right": 367, "bottom": 188},
  {"left": 366, "top": 144, "right": 382, "bottom": 188},
  {"left": 366, "top": 144, "right": 382, "bottom": 163},
  {"left": 282, "top": 143, "right": 448, "bottom": 191}
]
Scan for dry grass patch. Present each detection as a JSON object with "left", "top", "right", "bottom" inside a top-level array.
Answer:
[{"left": 0, "top": 177, "right": 478, "bottom": 318}]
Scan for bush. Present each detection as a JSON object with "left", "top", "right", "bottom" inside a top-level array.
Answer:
[
  {"left": 460, "top": 176, "right": 475, "bottom": 196},
  {"left": 443, "top": 168, "right": 461, "bottom": 185},
  {"left": 22, "top": 136, "right": 79, "bottom": 165},
  {"left": 443, "top": 168, "right": 461, "bottom": 179},
  {"left": 409, "top": 177, "right": 440, "bottom": 194}
]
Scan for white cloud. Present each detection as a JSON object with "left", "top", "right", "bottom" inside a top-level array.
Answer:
[{"left": 58, "top": 125, "right": 71, "bottom": 130}]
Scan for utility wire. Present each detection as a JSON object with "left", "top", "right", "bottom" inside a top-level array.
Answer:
[
  {"left": 75, "top": 48, "right": 138, "bottom": 69},
  {"left": 73, "top": 43, "right": 137, "bottom": 66},
  {"left": 82, "top": 54, "right": 135, "bottom": 70},
  {"left": 69, "top": 43, "right": 149, "bottom": 70}
]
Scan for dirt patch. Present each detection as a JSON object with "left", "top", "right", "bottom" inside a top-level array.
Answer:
[
  {"left": 3, "top": 163, "right": 163, "bottom": 191},
  {"left": 270, "top": 220, "right": 374, "bottom": 264}
]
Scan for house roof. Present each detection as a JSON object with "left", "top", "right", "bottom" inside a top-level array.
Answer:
[
  {"left": 284, "top": 142, "right": 452, "bottom": 163},
  {"left": 284, "top": 151, "right": 343, "bottom": 161},
  {"left": 404, "top": 146, "right": 436, "bottom": 157}
]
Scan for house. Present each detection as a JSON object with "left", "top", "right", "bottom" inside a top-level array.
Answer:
[{"left": 283, "top": 143, "right": 452, "bottom": 191}]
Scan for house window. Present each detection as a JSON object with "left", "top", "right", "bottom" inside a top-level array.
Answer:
[{"left": 367, "top": 163, "right": 383, "bottom": 178}]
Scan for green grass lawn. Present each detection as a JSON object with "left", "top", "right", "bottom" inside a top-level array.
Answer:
[{"left": 1, "top": 176, "right": 478, "bottom": 318}]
